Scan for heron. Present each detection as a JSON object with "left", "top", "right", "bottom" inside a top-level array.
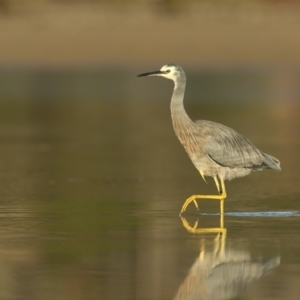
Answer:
[{"left": 137, "top": 64, "right": 281, "bottom": 213}]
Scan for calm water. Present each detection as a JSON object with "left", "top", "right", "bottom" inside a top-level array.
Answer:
[{"left": 0, "top": 69, "right": 299, "bottom": 299}]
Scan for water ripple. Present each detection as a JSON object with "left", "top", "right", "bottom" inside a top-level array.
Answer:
[{"left": 198, "top": 211, "right": 300, "bottom": 217}]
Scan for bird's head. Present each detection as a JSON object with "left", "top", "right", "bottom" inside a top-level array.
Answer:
[{"left": 137, "top": 64, "right": 186, "bottom": 82}]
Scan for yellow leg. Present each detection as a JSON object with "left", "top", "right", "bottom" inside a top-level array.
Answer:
[
  {"left": 180, "top": 177, "right": 227, "bottom": 213},
  {"left": 213, "top": 176, "right": 221, "bottom": 193},
  {"left": 220, "top": 199, "right": 224, "bottom": 225}
]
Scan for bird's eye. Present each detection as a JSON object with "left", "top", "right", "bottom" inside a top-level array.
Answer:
[{"left": 166, "top": 69, "right": 170, "bottom": 73}]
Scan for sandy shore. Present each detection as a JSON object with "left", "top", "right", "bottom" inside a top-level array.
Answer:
[{"left": 0, "top": 3, "right": 300, "bottom": 68}]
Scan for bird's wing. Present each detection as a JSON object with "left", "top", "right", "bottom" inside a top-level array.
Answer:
[{"left": 201, "top": 121, "right": 264, "bottom": 169}]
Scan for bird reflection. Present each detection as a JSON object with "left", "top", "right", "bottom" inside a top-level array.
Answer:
[{"left": 175, "top": 217, "right": 280, "bottom": 300}]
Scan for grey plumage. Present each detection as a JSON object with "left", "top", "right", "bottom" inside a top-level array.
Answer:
[
  {"left": 187, "top": 120, "right": 281, "bottom": 180},
  {"left": 138, "top": 64, "right": 281, "bottom": 211}
]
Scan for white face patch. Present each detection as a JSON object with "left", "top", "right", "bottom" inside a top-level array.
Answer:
[
  {"left": 138, "top": 64, "right": 186, "bottom": 83},
  {"left": 159, "top": 65, "right": 183, "bottom": 81}
]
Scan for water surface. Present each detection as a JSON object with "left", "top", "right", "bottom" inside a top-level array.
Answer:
[{"left": 0, "top": 69, "right": 299, "bottom": 299}]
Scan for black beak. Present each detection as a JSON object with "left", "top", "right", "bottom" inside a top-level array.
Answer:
[{"left": 137, "top": 70, "right": 164, "bottom": 77}]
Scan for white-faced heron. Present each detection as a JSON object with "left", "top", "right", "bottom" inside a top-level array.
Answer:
[{"left": 137, "top": 64, "right": 281, "bottom": 213}]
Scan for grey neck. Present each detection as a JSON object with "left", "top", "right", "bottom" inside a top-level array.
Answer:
[{"left": 170, "top": 79, "right": 192, "bottom": 129}]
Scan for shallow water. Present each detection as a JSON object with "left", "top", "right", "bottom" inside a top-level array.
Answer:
[{"left": 0, "top": 70, "right": 299, "bottom": 300}]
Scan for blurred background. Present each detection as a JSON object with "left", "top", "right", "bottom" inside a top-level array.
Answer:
[{"left": 0, "top": 1, "right": 300, "bottom": 300}]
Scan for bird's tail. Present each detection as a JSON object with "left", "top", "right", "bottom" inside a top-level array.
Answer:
[{"left": 262, "top": 152, "right": 281, "bottom": 171}]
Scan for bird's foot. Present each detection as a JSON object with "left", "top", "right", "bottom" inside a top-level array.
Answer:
[{"left": 180, "top": 194, "right": 226, "bottom": 213}]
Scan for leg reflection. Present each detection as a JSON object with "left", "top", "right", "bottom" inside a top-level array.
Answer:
[{"left": 180, "top": 210, "right": 226, "bottom": 237}]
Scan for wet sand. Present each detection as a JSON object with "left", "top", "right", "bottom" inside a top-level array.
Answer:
[{"left": 0, "top": 3, "right": 300, "bottom": 68}]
